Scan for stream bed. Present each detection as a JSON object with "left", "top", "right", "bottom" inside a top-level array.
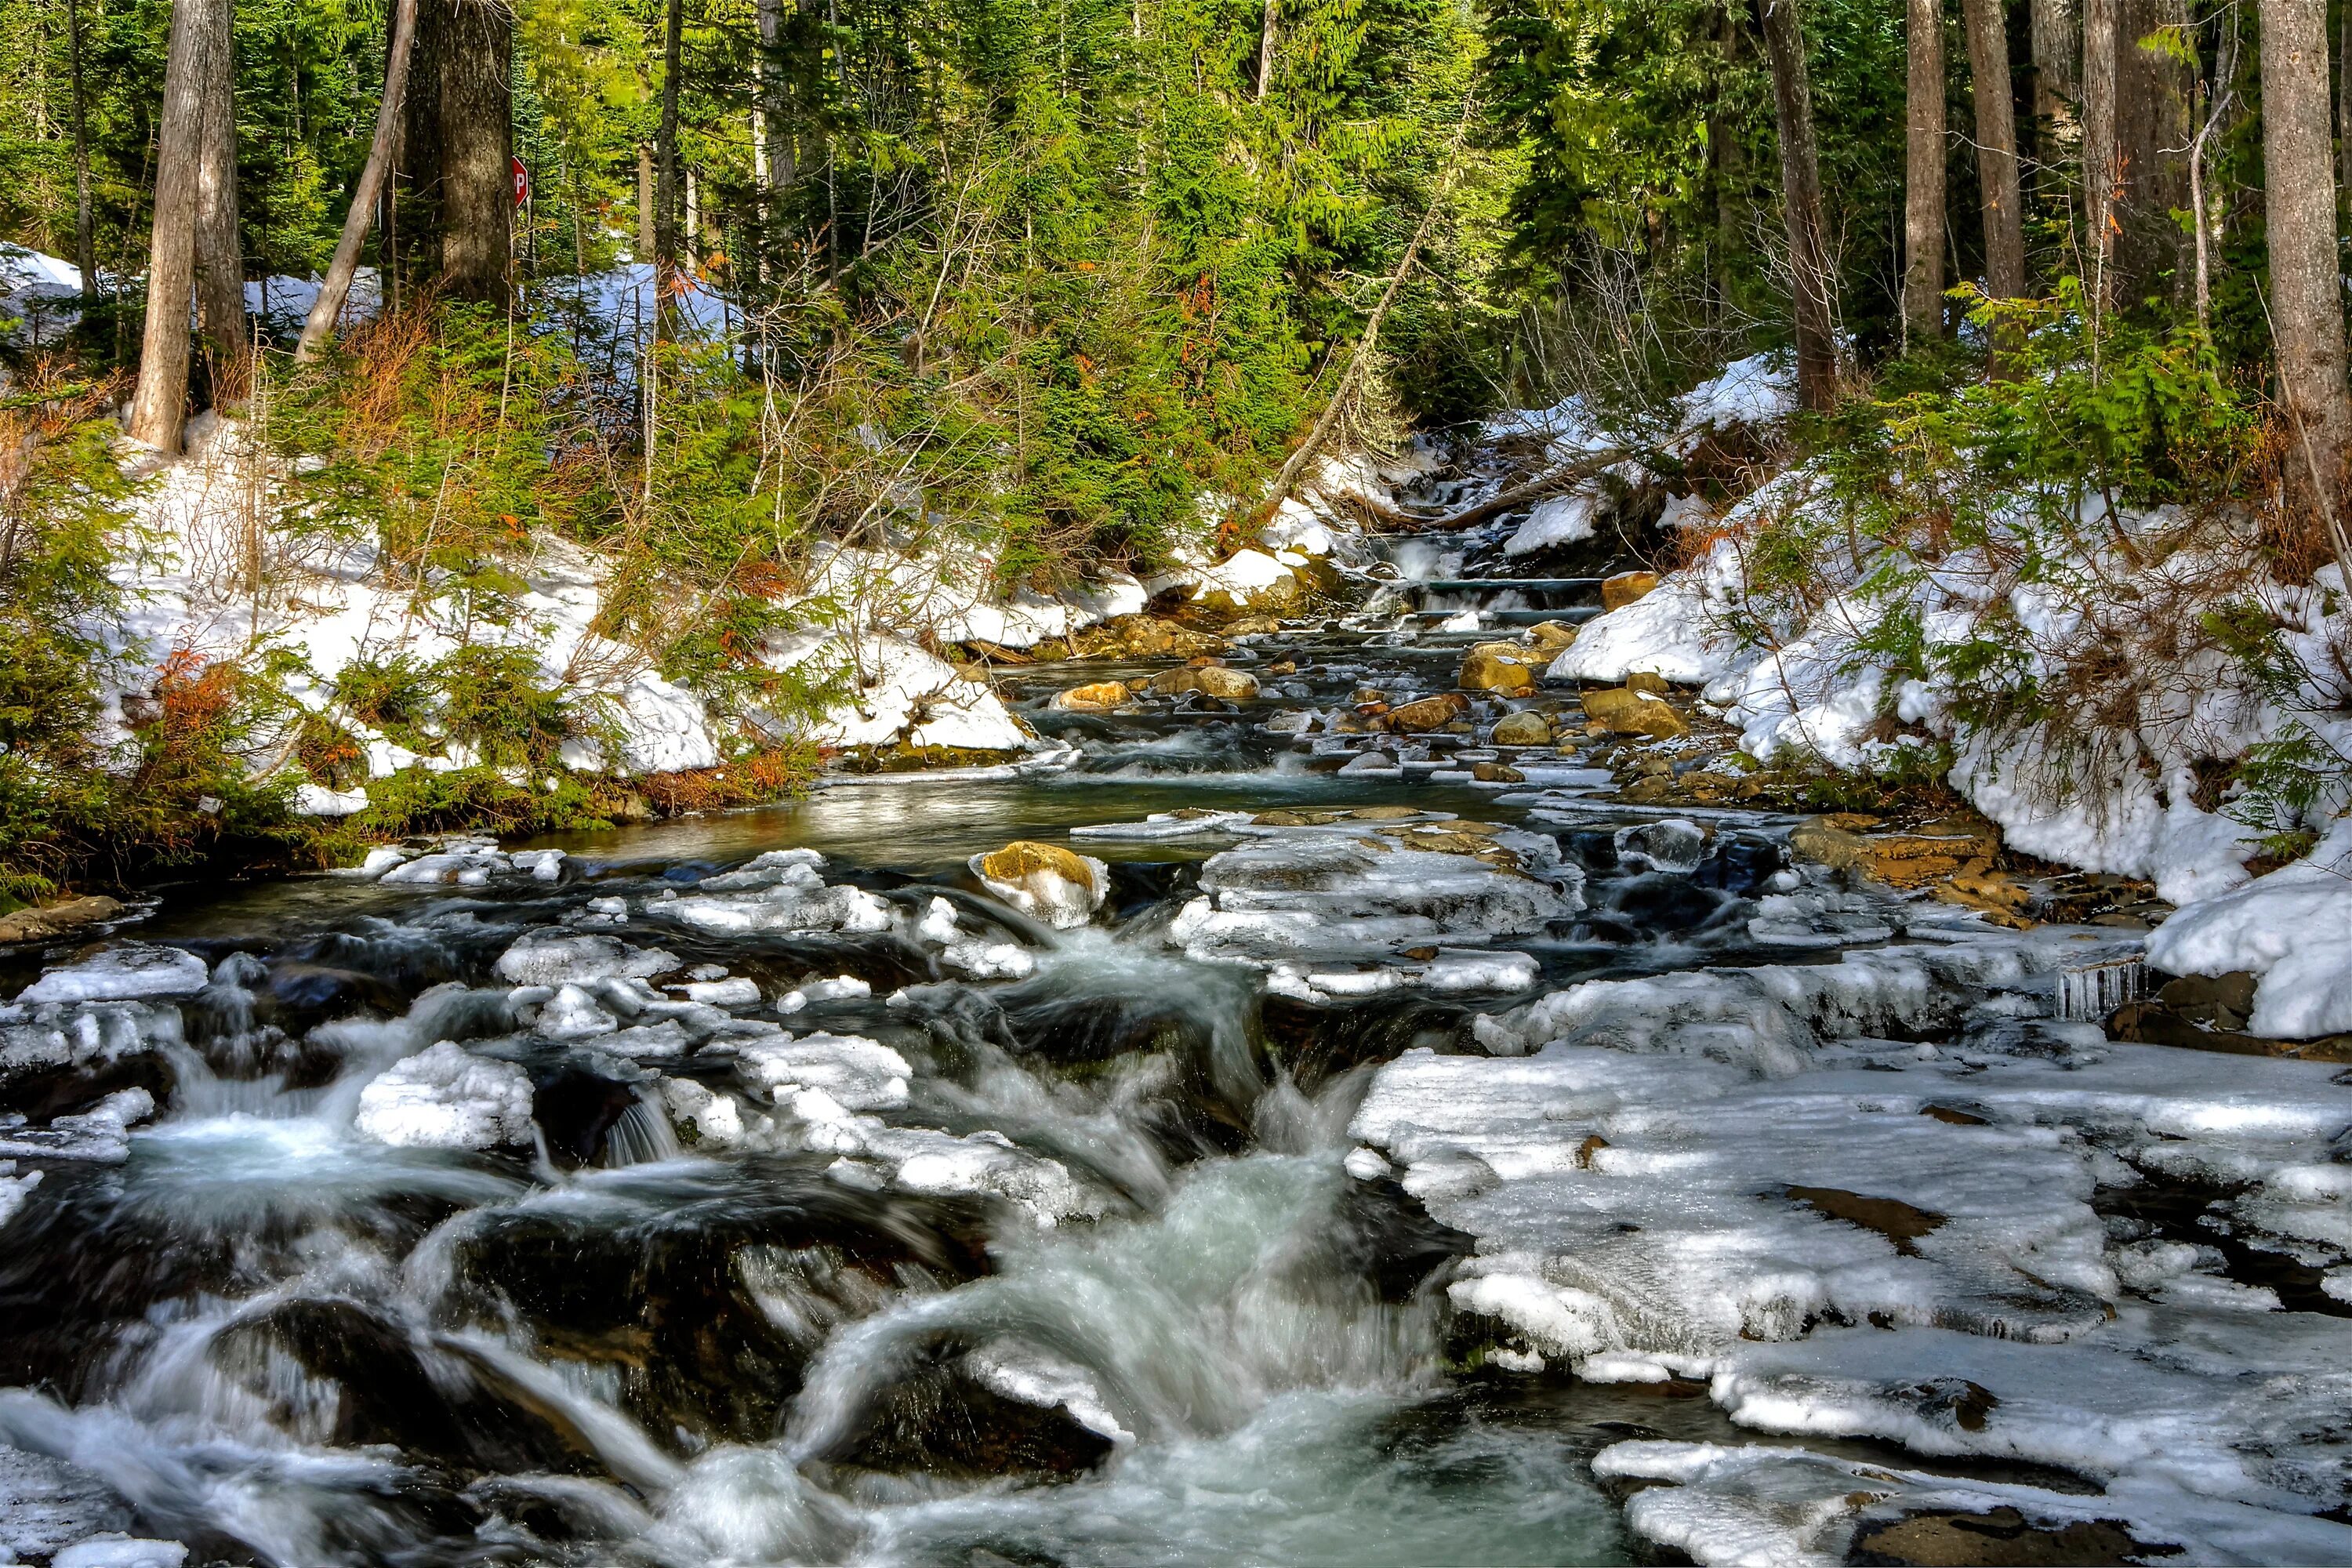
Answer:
[{"left": 5, "top": 524, "right": 2352, "bottom": 1567}]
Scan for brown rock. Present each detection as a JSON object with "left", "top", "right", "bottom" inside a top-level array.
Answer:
[
  {"left": 972, "top": 840, "right": 1108, "bottom": 929},
  {"left": 0, "top": 894, "right": 125, "bottom": 946},
  {"left": 1625, "top": 670, "right": 1671, "bottom": 696},
  {"left": 1052, "top": 681, "right": 1134, "bottom": 712},
  {"left": 1460, "top": 643, "right": 1541, "bottom": 692},
  {"left": 1849, "top": 1507, "right": 2165, "bottom": 1567},
  {"left": 1581, "top": 687, "right": 1688, "bottom": 738},
  {"left": 1386, "top": 692, "right": 1472, "bottom": 733},
  {"left": 1601, "top": 570, "right": 1661, "bottom": 612},
  {"left": 1472, "top": 762, "right": 1526, "bottom": 783},
  {"left": 1148, "top": 665, "right": 1260, "bottom": 701},
  {"left": 1526, "top": 620, "right": 1580, "bottom": 655},
  {"left": 1346, "top": 805, "right": 1426, "bottom": 821},
  {"left": 1490, "top": 711, "right": 1552, "bottom": 746}
]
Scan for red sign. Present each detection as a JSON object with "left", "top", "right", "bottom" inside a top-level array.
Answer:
[{"left": 511, "top": 155, "right": 529, "bottom": 207}]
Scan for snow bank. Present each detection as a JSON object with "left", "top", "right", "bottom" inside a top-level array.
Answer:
[{"left": 2147, "top": 818, "right": 2352, "bottom": 1037}]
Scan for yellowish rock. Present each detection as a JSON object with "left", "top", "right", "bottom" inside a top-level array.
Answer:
[
  {"left": 1148, "top": 665, "right": 1261, "bottom": 700},
  {"left": 1386, "top": 692, "right": 1471, "bottom": 732},
  {"left": 1526, "top": 620, "right": 1580, "bottom": 655},
  {"left": 1602, "top": 570, "right": 1662, "bottom": 612},
  {"left": 1581, "top": 687, "right": 1688, "bottom": 738},
  {"left": 1472, "top": 761, "right": 1526, "bottom": 783},
  {"left": 971, "top": 840, "right": 1109, "bottom": 929},
  {"left": 1053, "top": 681, "right": 1134, "bottom": 711},
  {"left": 1490, "top": 710, "right": 1553, "bottom": 746},
  {"left": 1625, "top": 670, "right": 1671, "bottom": 696},
  {"left": 1460, "top": 643, "right": 1541, "bottom": 692}
]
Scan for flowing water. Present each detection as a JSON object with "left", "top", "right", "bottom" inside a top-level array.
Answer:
[{"left": 0, "top": 490, "right": 1906, "bottom": 1566}]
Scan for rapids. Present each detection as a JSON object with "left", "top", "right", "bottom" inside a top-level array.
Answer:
[{"left": 0, "top": 495, "right": 2043, "bottom": 1566}]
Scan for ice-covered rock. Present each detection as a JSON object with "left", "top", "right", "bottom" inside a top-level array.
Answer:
[
  {"left": 971, "top": 842, "right": 1109, "bottom": 929},
  {"left": 16, "top": 946, "right": 210, "bottom": 1006},
  {"left": 737, "top": 1032, "right": 911, "bottom": 1113},
  {"left": 354, "top": 1041, "right": 535, "bottom": 1149},
  {"left": 663, "top": 850, "right": 894, "bottom": 935},
  {"left": 0, "top": 1160, "right": 41, "bottom": 1226},
  {"left": 495, "top": 933, "right": 681, "bottom": 986},
  {"left": 1167, "top": 828, "right": 1579, "bottom": 963},
  {"left": 1615, "top": 818, "right": 1707, "bottom": 873}
]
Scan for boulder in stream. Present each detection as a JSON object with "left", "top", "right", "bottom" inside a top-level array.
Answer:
[
  {"left": 1581, "top": 686, "right": 1688, "bottom": 738},
  {"left": 971, "top": 842, "right": 1110, "bottom": 929}
]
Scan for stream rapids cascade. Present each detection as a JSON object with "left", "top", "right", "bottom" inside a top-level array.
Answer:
[{"left": 3, "top": 455, "right": 2350, "bottom": 1568}]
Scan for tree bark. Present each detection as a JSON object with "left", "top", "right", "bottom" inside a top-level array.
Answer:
[
  {"left": 437, "top": 0, "right": 512, "bottom": 302},
  {"left": 193, "top": 9, "right": 244, "bottom": 398},
  {"left": 128, "top": 0, "right": 226, "bottom": 452},
  {"left": 1904, "top": 0, "right": 1947, "bottom": 343},
  {"left": 757, "top": 0, "right": 796, "bottom": 191},
  {"left": 1759, "top": 0, "right": 1838, "bottom": 409},
  {"left": 64, "top": 0, "right": 96, "bottom": 299},
  {"left": 2032, "top": 0, "right": 2078, "bottom": 126},
  {"left": 2111, "top": 0, "right": 2192, "bottom": 303},
  {"left": 1256, "top": 0, "right": 1279, "bottom": 99},
  {"left": 1962, "top": 0, "right": 2027, "bottom": 326},
  {"left": 655, "top": 0, "right": 684, "bottom": 325},
  {"left": 297, "top": 0, "right": 418, "bottom": 359},
  {"left": 2080, "top": 0, "right": 2118, "bottom": 303},
  {"left": 638, "top": 144, "right": 656, "bottom": 258},
  {"left": 2259, "top": 0, "right": 2352, "bottom": 528},
  {"left": 1712, "top": 4, "right": 1747, "bottom": 314}
]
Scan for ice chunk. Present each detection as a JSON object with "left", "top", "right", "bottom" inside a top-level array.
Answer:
[
  {"left": 664, "top": 852, "right": 892, "bottom": 935},
  {"left": 494, "top": 933, "right": 681, "bottom": 985},
  {"left": 682, "top": 977, "right": 760, "bottom": 1007},
  {"left": 539, "top": 984, "right": 619, "bottom": 1040},
  {"left": 510, "top": 848, "right": 568, "bottom": 881},
  {"left": 354, "top": 1041, "right": 535, "bottom": 1149},
  {"left": 16, "top": 946, "right": 209, "bottom": 1005},
  {"left": 0, "top": 1160, "right": 41, "bottom": 1226},
  {"left": 52, "top": 1538, "right": 190, "bottom": 1568},
  {"left": 737, "top": 1032, "right": 910, "bottom": 1113}
]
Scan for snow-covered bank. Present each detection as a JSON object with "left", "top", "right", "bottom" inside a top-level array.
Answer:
[{"left": 89, "top": 415, "right": 1389, "bottom": 817}]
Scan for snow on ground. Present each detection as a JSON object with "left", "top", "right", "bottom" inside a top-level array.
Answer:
[
  {"left": 1351, "top": 924, "right": 2352, "bottom": 1563},
  {"left": 2146, "top": 816, "right": 2352, "bottom": 1038}
]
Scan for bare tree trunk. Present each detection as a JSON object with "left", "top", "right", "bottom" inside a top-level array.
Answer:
[
  {"left": 2081, "top": 0, "right": 2118, "bottom": 306},
  {"left": 757, "top": 0, "right": 796, "bottom": 191},
  {"left": 2032, "top": 0, "right": 2078, "bottom": 125},
  {"left": 1904, "top": 0, "right": 1947, "bottom": 343},
  {"left": 194, "top": 13, "right": 244, "bottom": 401},
  {"left": 297, "top": 0, "right": 418, "bottom": 359},
  {"left": 2112, "top": 0, "right": 2192, "bottom": 303},
  {"left": 1256, "top": 0, "right": 1279, "bottom": 100},
  {"left": 637, "top": 144, "right": 656, "bottom": 257},
  {"left": 2339, "top": 0, "right": 2350, "bottom": 220},
  {"left": 1962, "top": 0, "right": 2027, "bottom": 353},
  {"left": 437, "top": 0, "right": 511, "bottom": 303},
  {"left": 1713, "top": 4, "right": 1746, "bottom": 314},
  {"left": 1760, "top": 0, "right": 1838, "bottom": 409},
  {"left": 654, "top": 0, "right": 684, "bottom": 332},
  {"left": 64, "top": 0, "right": 96, "bottom": 299},
  {"left": 128, "top": 0, "right": 226, "bottom": 453},
  {"left": 2259, "top": 0, "right": 2352, "bottom": 535}
]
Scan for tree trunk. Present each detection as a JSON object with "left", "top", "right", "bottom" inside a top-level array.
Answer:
[
  {"left": 1904, "top": 0, "right": 1947, "bottom": 343},
  {"left": 127, "top": 0, "right": 225, "bottom": 453},
  {"left": 1962, "top": 0, "right": 2027, "bottom": 331},
  {"left": 437, "top": 0, "right": 512, "bottom": 303},
  {"left": 2338, "top": 0, "right": 2350, "bottom": 221},
  {"left": 2111, "top": 0, "right": 2192, "bottom": 303},
  {"left": 2259, "top": 0, "right": 2352, "bottom": 527},
  {"left": 2080, "top": 0, "right": 2118, "bottom": 303},
  {"left": 637, "top": 144, "right": 656, "bottom": 258},
  {"left": 757, "top": 0, "right": 796, "bottom": 191},
  {"left": 655, "top": 0, "right": 684, "bottom": 314},
  {"left": 1712, "top": 4, "right": 1747, "bottom": 314},
  {"left": 2032, "top": 0, "right": 2078, "bottom": 126},
  {"left": 297, "top": 0, "right": 418, "bottom": 360},
  {"left": 194, "top": 9, "right": 244, "bottom": 401},
  {"left": 1759, "top": 0, "right": 1838, "bottom": 409},
  {"left": 64, "top": 0, "right": 96, "bottom": 299},
  {"left": 1256, "top": 0, "right": 1279, "bottom": 99}
]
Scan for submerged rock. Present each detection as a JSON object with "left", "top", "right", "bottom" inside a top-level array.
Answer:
[{"left": 972, "top": 842, "right": 1111, "bottom": 929}]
